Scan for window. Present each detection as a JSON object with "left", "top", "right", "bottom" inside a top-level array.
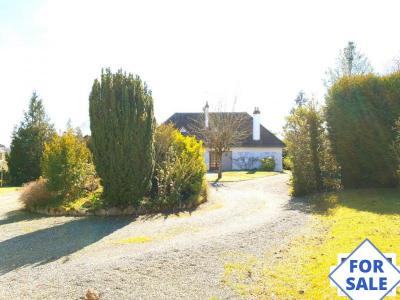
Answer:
[{"left": 209, "top": 152, "right": 220, "bottom": 170}]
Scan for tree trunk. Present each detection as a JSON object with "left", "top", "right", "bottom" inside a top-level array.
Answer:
[{"left": 217, "top": 152, "right": 223, "bottom": 180}]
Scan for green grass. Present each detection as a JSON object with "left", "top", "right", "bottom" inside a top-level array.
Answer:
[
  {"left": 0, "top": 187, "right": 19, "bottom": 195},
  {"left": 223, "top": 188, "right": 400, "bottom": 299},
  {"left": 206, "top": 171, "right": 278, "bottom": 182},
  {"left": 115, "top": 236, "right": 152, "bottom": 244}
]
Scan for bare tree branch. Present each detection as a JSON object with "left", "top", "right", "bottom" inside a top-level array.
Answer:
[{"left": 190, "top": 102, "right": 250, "bottom": 179}]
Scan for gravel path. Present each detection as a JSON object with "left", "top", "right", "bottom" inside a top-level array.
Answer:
[{"left": 0, "top": 173, "right": 310, "bottom": 300}]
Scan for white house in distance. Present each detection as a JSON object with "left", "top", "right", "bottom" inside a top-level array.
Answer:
[
  {"left": 0, "top": 144, "right": 9, "bottom": 186},
  {"left": 165, "top": 104, "right": 284, "bottom": 171}
]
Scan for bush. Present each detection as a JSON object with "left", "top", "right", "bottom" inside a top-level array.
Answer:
[
  {"left": 41, "top": 128, "right": 96, "bottom": 200},
  {"left": 89, "top": 69, "right": 155, "bottom": 207},
  {"left": 283, "top": 156, "right": 292, "bottom": 170},
  {"left": 20, "top": 178, "right": 54, "bottom": 208},
  {"left": 260, "top": 157, "right": 276, "bottom": 171},
  {"left": 152, "top": 124, "right": 207, "bottom": 210},
  {"left": 326, "top": 73, "right": 400, "bottom": 188},
  {"left": 284, "top": 99, "right": 339, "bottom": 196}
]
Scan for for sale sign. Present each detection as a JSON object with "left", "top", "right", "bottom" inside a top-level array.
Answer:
[{"left": 329, "top": 239, "right": 400, "bottom": 300}]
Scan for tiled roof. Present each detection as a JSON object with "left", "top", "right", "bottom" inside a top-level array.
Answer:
[{"left": 165, "top": 112, "right": 285, "bottom": 147}]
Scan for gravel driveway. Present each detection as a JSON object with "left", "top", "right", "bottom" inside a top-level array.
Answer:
[{"left": 0, "top": 173, "right": 310, "bottom": 300}]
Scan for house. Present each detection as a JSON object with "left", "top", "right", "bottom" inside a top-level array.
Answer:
[
  {"left": 165, "top": 104, "right": 285, "bottom": 172},
  {"left": 0, "top": 144, "right": 9, "bottom": 186},
  {"left": 0, "top": 144, "right": 8, "bottom": 165}
]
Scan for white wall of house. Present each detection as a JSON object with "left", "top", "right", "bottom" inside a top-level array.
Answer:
[
  {"left": 204, "top": 147, "right": 283, "bottom": 172},
  {"left": 204, "top": 151, "right": 209, "bottom": 168}
]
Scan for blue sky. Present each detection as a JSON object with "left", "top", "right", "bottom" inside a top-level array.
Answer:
[{"left": 1, "top": 0, "right": 400, "bottom": 146}]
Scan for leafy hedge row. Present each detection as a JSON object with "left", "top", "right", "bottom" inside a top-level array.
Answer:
[
  {"left": 326, "top": 73, "right": 400, "bottom": 188},
  {"left": 285, "top": 72, "right": 400, "bottom": 195}
]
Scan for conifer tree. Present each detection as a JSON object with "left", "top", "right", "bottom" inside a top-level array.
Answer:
[
  {"left": 89, "top": 69, "right": 155, "bottom": 206},
  {"left": 8, "top": 92, "right": 54, "bottom": 185}
]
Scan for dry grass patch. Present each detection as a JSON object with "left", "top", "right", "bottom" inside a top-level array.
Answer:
[{"left": 19, "top": 178, "right": 54, "bottom": 208}]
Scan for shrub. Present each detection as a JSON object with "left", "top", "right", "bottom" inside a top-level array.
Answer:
[
  {"left": 41, "top": 128, "right": 96, "bottom": 200},
  {"left": 20, "top": 178, "right": 54, "bottom": 208},
  {"left": 284, "top": 98, "right": 339, "bottom": 196},
  {"left": 260, "top": 157, "right": 276, "bottom": 171},
  {"left": 152, "top": 124, "right": 207, "bottom": 210},
  {"left": 326, "top": 73, "right": 400, "bottom": 188},
  {"left": 283, "top": 156, "right": 292, "bottom": 170},
  {"left": 89, "top": 69, "right": 155, "bottom": 207}
]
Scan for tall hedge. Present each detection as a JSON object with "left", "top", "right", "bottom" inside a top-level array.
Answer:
[
  {"left": 325, "top": 73, "right": 400, "bottom": 188},
  {"left": 89, "top": 69, "right": 155, "bottom": 206}
]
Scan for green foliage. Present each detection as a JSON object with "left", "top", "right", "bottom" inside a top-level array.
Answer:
[
  {"left": 152, "top": 124, "right": 207, "bottom": 210},
  {"left": 89, "top": 69, "right": 155, "bottom": 207},
  {"left": 8, "top": 92, "right": 54, "bottom": 185},
  {"left": 326, "top": 73, "right": 400, "bottom": 188},
  {"left": 41, "top": 128, "right": 96, "bottom": 200},
  {"left": 283, "top": 156, "right": 292, "bottom": 170},
  {"left": 260, "top": 157, "right": 275, "bottom": 171},
  {"left": 284, "top": 98, "right": 339, "bottom": 196}
]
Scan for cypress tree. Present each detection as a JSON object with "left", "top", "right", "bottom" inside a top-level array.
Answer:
[
  {"left": 89, "top": 69, "right": 155, "bottom": 206},
  {"left": 8, "top": 92, "right": 54, "bottom": 185}
]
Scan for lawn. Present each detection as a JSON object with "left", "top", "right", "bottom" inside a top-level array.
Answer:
[
  {"left": 0, "top": 187, "right": 19, "bottom": 195},
  {"left": 206, "top": 171, "right": 278, "bottom": 182},
  {"left": 223, "top": 188, "right": 400, "bottom": 299}
]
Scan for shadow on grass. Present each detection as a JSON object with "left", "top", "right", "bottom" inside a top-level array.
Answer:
[
  {"left": 286, "top": 188, "right": 400, "bottom": 216},
  {"left": 0, "top": 216, "right": 132, "bottom": 275}
]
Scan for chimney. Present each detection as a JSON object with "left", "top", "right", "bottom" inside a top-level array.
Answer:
[
  {"left": 203, "top": 101, "right": 209, "bottom": 128},
  {"left": 253, "top": 107, "right": 260, "bottom": 141}
]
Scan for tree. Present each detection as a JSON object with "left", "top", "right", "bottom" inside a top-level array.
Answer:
[
  {"left": 390, "top": 54, "right": 400, "bottom": 73},
  {"left": 284, "top": 93, "right": 338, "bottom": 196},
  {"left": 193, "top": 103, "right": 249, "bottom": 180},
  {"left": 294, "top": 90, "right": 308, "bottom": 107},
  {"left": 7, "top": 92, "right": 54, "bottom": 185},
  {"left": 324, "top": 41, "right": 373, "bottom": 87},
  {"left": 89, "top": 69, "right": 155, "bottom": 207}
]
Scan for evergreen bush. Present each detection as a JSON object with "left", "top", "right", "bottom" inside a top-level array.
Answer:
[{"left": 89, "top": 69, "right": 155, "bottom": 207}]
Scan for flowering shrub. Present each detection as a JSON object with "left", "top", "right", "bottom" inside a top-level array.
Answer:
[
  {"left": 152, "top": 124, "right": 207, "bottom": 210},
  {"left": 41, "top": 128, "right": 96, "bottom": 200}
]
